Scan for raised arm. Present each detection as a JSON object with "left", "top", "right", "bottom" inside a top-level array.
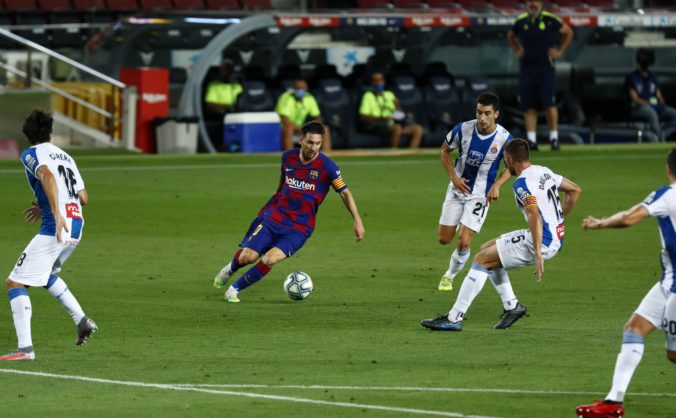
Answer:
[
  {"left": 582, "top": 204, "right": 649, "bottom": 230},
  {"left": 558, "top": 178, "right": 581, "bottom": 217},
  {"left": 525, "top": 203, "right": 544, "bottom": 281},
  {"left": 36, "top": 165, "right": 68, "bottom": 242},
  {"left": 339, "top": 188, "right": 365, "bottom": 241}
]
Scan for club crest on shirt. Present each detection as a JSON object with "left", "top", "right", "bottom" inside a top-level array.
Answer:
[
  {"left": 489, "top": 144, "right": 499, "bottom": 155},
  {"left": 310, "top": 170, "right": 319, "bottom": 180}
]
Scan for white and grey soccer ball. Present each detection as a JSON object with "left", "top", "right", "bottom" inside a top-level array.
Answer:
[{"left": 283, "top": 272, "right": 313, "bottom": 300}]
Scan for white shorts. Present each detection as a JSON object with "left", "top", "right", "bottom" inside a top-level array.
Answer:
[
  {"left": 635, "top": 281, "right": 669, "bottom": 330},
  {"left": 9, "top": 234, "right": 80, "bottom": 287},
  {"left": 496, "top": 229, "right": 560, "bottom": 270},
  {"left": 439, "top": 184, "right": 489, "bottom": 233},
  {"left": 665, "top": 293, "right": 676, "bottom": 351}
]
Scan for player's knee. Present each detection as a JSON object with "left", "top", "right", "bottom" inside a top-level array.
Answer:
[
  {"left": 667, "top": 350, "right": 676, "bottom": 364},
  {"left": 438, "top": 235, "right": 452, "bottom": 245},
  {"left": 238, "top": 251, "right": 258, "bottom": 266},
  {"left": 261, "top": 254, "right": 281, "bottom": 267},
  {"left": 5, "top": 278, "right": 22, "bottom": 289}
]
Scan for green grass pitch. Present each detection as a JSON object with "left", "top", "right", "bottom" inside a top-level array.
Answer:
[{"left": 0, "top": 144, "right": 674, "bottom": 418}]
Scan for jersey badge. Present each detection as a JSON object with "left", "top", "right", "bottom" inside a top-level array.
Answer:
[{"left": 310, "top": 170, "right": 319, "bottom": 180}]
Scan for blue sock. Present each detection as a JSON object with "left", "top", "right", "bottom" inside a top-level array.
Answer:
[{"left": 232, "top": 261, "right": 271, "bottom": 292}]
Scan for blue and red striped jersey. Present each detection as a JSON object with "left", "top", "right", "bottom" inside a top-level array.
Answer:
[{"left": 268, "top": 150, "right": 347, "bottom": 236}]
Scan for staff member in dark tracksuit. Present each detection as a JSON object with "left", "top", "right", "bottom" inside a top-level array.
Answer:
[{"left": 508, "top": 0, "right": 573, "bottom": 151}]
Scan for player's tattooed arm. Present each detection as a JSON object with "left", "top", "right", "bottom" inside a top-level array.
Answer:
[
  {"left": 525, "top": 203, "right": 544, "bottom": 281},
  {"left": 36, "top": 166, "right": 69, "bottom": 242},
  {"left": 559, "top": 178, "right": 582, "bottom": 217}
]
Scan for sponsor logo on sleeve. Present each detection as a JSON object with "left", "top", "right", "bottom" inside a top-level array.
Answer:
[
  {"left": 24, "top": 154, "right": 37, "bottom": 172},
  {"left": 643, "top": 191, "right": 656, "bottom": 205}
]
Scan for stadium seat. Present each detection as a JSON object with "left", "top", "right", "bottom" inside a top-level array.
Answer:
[
  {"left": 241, "top": 0, "right": 271, "bottom": 9},
  {"left": 139, "top": 0, "right": 173, "bottom": 9},
  {"left": 313, "top": 77, "right": 353, "bottom": 148},
  {"left": 490, "top": 0, "right": 522, "bottom": 8},
  {"left": 4, "top": 0, "right": 38, "bottom": 10},
  {"left": 454, "top": 0, "right": 490, "bottom": 9},
  {"left": 357, "top": 0, "right": 393, "bottom": 9},
  {"left": 394, "top": 0, "right": 428, "bottom": 8},
  {"left": 106, "top": 0, "right": 140, "bottom": 10},
  {"left": 39, "top": 0, "right": 72, "bottom": 10},
  {"left": 585, "top": 0, "right": 614, "bottom": 6},
  {"left": 174, "top": 0, "right": 206, "bottom": 9},
  {"left": 423, "top": 75, "right": 464, "bottom": 144},
  {"left": 235, "top": 81, "right": 275, "bottom": 112},
  {"left": 72, "top": 0, "right": 105, "bottom": 10},
  {"left": 461, "top": 75, "right": 490, "bottom": 120},
  {"left": 205, "top": 0, "right": 240, "bottom": 8},
  {"left": 391, "top": 75, "right": 428, "bottom": 130},
  {"left": 426, "top": 0, "right": 460, "bottom": 6}
]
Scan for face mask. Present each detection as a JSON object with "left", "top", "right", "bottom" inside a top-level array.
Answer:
[
  {"left": 293, "top": 89, "right": 305, "bottom": 99},
  {"left": 373, "top": 84, "right": 385, "bottom": 93}
]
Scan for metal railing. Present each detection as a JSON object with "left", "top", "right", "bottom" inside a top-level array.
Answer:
[{"left": 0, "top": 27, "right": 137, "bottom": 150}]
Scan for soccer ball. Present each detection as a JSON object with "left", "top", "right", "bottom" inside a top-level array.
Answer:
[{"left": 283, "top": 272, "right": 313, "bottom": 300}]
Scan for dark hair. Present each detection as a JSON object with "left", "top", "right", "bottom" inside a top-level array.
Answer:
[
  {"left": 301, "top": 121, "right": 325, "bottom": 137},
  {"left": 668, "top": 148, "right": 676, "bottom": 175},
  {"left": 636, "top": 48, "right": 655, "bottom": 68},
  {"left": 477, "top": 92, "right": 500, "bottom": 112},
  {"left": 23, "top": 108, "right": 53, "bottom": 145},
  {"left": 504, "top": 138, "right": 530, "bottom": 162}
]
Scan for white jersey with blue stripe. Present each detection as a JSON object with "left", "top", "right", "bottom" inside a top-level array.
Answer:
[
  {"left": 21, "top": 143, "right": 85, "bottom": 237},
  {"left": 641, "top": 184, "right": 676, "bottom": 293},
  {"left": 512, "top": 165, "right": 565, "bottom": 249},
  {"left": 445, "top": 120, "right": 512, "bottom": 198}
]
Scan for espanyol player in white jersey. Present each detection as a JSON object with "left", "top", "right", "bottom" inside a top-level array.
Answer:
[
  {"left": 437, "top": 92, "right": 513, "bottom": 292},
  {"left": 576, "top": 148, "right": 676, "bottom": 418},
  {"left": 423, "top": 139, "right": 581, "bottom": 331},
  {"left": 0, "top": 109, "right": 97, "bottom": 362}
]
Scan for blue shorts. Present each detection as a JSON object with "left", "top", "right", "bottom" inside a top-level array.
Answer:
[
  {"left": 519, "top": 66, "right": 556, "bottom": 110},
  {"left": 242, "top": 218, "right": 308, "bottom": 258}
]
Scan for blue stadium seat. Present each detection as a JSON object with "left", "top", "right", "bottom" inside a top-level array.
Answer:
[
  {"left": 313, "top": 77, "right": 353, "bottom": 149},
  {"left": 235, "top": 81, "right": 275, "bottom": 112},
  {"left": 391, "top": 75, "right": 429, "bottom": 130},
  {"left": 424, "top": 75, "right": 464, "bottom": 145},
  {"left": 461, "top": 75, "right": 490, "bottom": 120}
]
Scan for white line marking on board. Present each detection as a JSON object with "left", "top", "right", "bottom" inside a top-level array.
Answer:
[
  {"left": 0, "top": 369, "right": 502, "bottom": 418},
  {"left": 0, "top": 153, "right": 666, "bottom": 175},
  {"left": 173, "top": 383, "right": 675, "bottom": 398}
]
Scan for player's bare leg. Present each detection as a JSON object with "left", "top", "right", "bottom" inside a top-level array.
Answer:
[
  {"left": 439, "top": 226, "right": 473, "bottom": 291},
  {"left": 225, "top": 248, "right": 287, "bottom": 303},
  {"left": 215, "top": 247, "right": 259, "bottom": 292},
  {"left": 524, "top": 108, "right": 538, "bottom": 150},
  {"left": 545, "top": 105, "right": 560, "bottom": 150}
]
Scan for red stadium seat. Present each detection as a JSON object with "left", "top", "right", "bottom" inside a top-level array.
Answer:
[
  {"left": 139, "top": 0, "right": 172, "bottom": 9},
  {"left": 4, "top": 0, "right": 39, "bottom": 10},
  {"left": 394, "top": 0, "right": 427, "bottom": 7},
  {"left": 553, "top": 0, "right": 582, "bottom": 5},
  {"left": 585, "top": 0, "right": 613, "bottom": 6},
  {"left": 426, "top": 0, "right": 459, "bottom": 6},
  {"left": 455, "top": 0, "right": 490, "bottom": 7},
  {"left": 174, "top": 0, "right": 206, "bottom": 9},
  {"left": 205, "top": 0, "right": 239, "bottom": 9},
  {"left": 358, "top": 0, "right": 392, "bottom": 8},
  {"left": 39, "top": 0, "right": 72, "bottom": 10},
  {"left": 491, "top": 0, "right": 522, "bottom": 7},
  {"left": 241, "top": 0, "right": 270, "bottom": 8},
  {"left": 106, "top": 0, "right": 140, "bottom": 10},
  {"left": 72, "top": 0, "right": 105, "bottom": 10}
]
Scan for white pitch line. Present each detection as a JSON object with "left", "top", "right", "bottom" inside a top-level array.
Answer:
[
  {"left": 0, "top": 369, "right": 502, "bottom": 418},
  {"left": 174, "top": 383, "right": 676, "bottom": 398},
  {"left": 0, "top": 153, "right": 666, "bottom": 175}
]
